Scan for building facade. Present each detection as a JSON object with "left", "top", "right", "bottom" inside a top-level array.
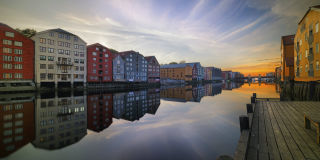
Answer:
[
  {"left": 119, "top": 51, "right": 148, "bottom": 82},
  {"left": 31, "top": 28, "right": 87, "bottom": 88},
  {"left": 87, "top": 43, "right": 113, "bottom": 83},
  {"left": 186, "top": 62, "right": 203, "bottom": 81},
  {"left": 0, "top": 23, "right": 35, "bottom": 91},
  {"left": 160, "top": 64, "right": 192, "bottom": 81},
  {"left": 281, "top": 35, "right": 295, "bottom": 81},
  {"left": 145, "top": 56, "right": 160, "bottom": 83},
  {"left": 204, "top": 67, "right": 212, "bottom": 80},
  {"left": 294, "top": 5, "right": 320, "bottom": 81},
  {"left": 112, "top": 54, "right": 126, "bottom": 82}
]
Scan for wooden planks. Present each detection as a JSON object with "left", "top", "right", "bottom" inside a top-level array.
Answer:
[{"left": 241, "top": 100, "right": 320, "bottom": 160}]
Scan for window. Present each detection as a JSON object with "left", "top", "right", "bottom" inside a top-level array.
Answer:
[
  {"left": 15, "top": 120, "right": 23, "bottom": 126},
  {"left": 3, "top": 122, "right": 12, "bottom": 128},
  {"left": 40, "top": 73, "right": 46, "bottom": 80},
  {"left": 317, "top": 61, "right": 319, "bottom": 70},
  {"left": 92, "top": 52, "right": 96, "bottom": 56},
  {"left": 65, "top": 42, "right": 70, "bottom": 48},
  {"left": 14, "top": 41, "right": 22, "bottom": 47},
  {"left": 48, "top": 48, "right": 54, "bottom": 53},
  {"left": 48, "top": 64, "right": 54, "bottom": 69},
  {"left": 48, "top": 39, "right": 54, "bottom": 45},
  {"left": 14, "top": 49, "right": 22, "bottom": 54},
  {"left": 58, "top": 41, "right": 63, "bottom": 46},
  {"left": 3, "top": 114, "right": 12, "bottom": 120},
  {"left": 40, "top": 46, "right": 46, "bottom": 52},
  {"left": 40, "top": 38, "right": 46, "bottom": 44},
  {"left": 48, "top": 74, "right": 54, "bottom": 80},
  {"left": 65, "top": 35, "right": 70, "bottom": 40},
  {"left": 65, "top": 50, "right": 70, "bottom": 55},
  {"left": 40, "top": 64, "right": 46, "bottom": 69},
  {"left": 316, "top": 23, "right": 319, "bottom": 33},
  {"left": 48, "top": 56, "right": 54, "bottom": 61},
  {"left": 80, "top": 52, "right": 84, "bottom": 57},
  {"left": 15, "top": 128, "right": 23, "bottom": 134},
  {"left": 79, "top": 45, "right": 84, "bottom": 50},
  {"left": 14, "top": 56, "right": 23, "bottom": 62},
  {"left": 93, "top": 57, "right": 96, "bottom": 61},
  {"left": 305, "top": 50, "right": 308, "bottom": 58},
  {"left": 15, "top": 73, "right": 23, "bottom": 78},
  {"left": 58, "top": 49, "right": 63, "bottom": 54},
  {"left": 14, "top": 64, "right": 23, "bottom": 69},
  {"left": 40, "top": 55, "right": 46, "bottom": 60},
  {"left": 3, "top": 73, "right": 12, "bottom": 79},
  {"left": 3, "top": 47, "right": 12, "bottom": 53},
  {"left": 80, "top": 66, "right": 84, "bottom": 71},
  {"left": 74, "top": 37, "right": 78, "bottom": 41},
  {"left": 316, "top": 43, "right": 319, "bottom": 53},
  {"left": 105, "top": 54, "right": 109, "bottom": 58},
  {"left": 74, "top": 44, "right": 78, "bottom": 49},
  {"left": 3, "top": 55, "right": 12, "bottom": 61},
  {"left": 58, "top": 33, "right": 64, "bottom": 38},
  {"left": 74, "top": 51, "right": 78, "bottom": 56},
  {"left": 49, "top": 32, "right": 54, "bottom": 37},
  {"left": 5, "top": 32, "right": 14, "bottom": 37},
  {"left": 3, "top": 39, "right": 12, "bottom": 45},
  {"left": 3, "top": 64, "right": 12, "bottom": 69},
  {"left": 74, "top": 59, "right": 79, "bottom": 63},
  {"left": 80, "top": 59, "right": 84, "bottom": 64},
  {"left": 305, "top": 64, "right": 308, "bottom": 72}
]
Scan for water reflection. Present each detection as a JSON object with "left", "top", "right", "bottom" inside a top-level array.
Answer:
[{"left": 1, "top": 82, "right": 252, "bottom": 159}]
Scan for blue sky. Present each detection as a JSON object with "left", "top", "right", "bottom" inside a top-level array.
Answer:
[{"left": 0, "top": 0, "right": 318, "bottom": 75}]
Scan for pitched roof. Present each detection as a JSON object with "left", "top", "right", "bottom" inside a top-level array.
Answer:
[
  {"left": 87, "top": 43, "right": 108, "bottom": 49},
  {"left": 160, "top": 63, "right": 191, "bottom": 69},
  {"left": 50, "top": 28, "right": 76, "bottom": 36},
  {"left": 281, "top": 35, "right": 295, "bottom": 45},
  {"left": 299, "top": 5, "right": 320, "bottom": 24}
]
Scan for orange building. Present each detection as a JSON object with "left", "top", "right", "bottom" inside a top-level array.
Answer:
[
  {"left": 294, "top": 5, "right": 320, "bottom": 81},
  {"left": 160, "top": 64, "right": 192, "bottom": 81},
  {"left": 281, "top": 35, "right": 295, "bottom": 81}
]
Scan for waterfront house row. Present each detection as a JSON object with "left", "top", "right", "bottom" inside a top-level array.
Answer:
[
  {"left": 160, "top": 63, "right": 224, "bottom": 82},
  {"left": 280, "top": 5, "right": 320, "bottom": 82},
  {"left": 0, "top": 23, "right": 160, "bottom": 90}
]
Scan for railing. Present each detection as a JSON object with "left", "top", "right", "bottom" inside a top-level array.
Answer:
[
  {"left": 308, "top": 34, "right": 314, "bottom": 45},
  {"left": 56, "top": 61, "right": 73, "bottom": 66},
  {"left": 308, "top": 50, "right": 314, "bottom": 62},
  {"left": 308, "top": 64, "right": 314, "bottom": 77}
]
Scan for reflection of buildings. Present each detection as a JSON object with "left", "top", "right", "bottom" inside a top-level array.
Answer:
[
  {"left": 87, "top": 93, "right": 113, "bottom": 132},
  {"left": 161, "top": 83, "right": 223, "bottom": 103},
  {"left": 222, "top": 82, "right": 243, "bottom": 90},
  {"left": 32, "top": 92, "right": 87, "bottom": 150},
  {"left": 0, "top": 93, "right": 35, "bottom": 158},
  {"left": 160, "top": 86, "right": 193, "bottom": 102},
  {"left": 113, "top": 90, "right": 160, "bottom": 121}
]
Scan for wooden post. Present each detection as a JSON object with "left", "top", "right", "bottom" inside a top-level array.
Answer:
[
  {"left": 246, "top": 104, "right": 253, "bottom": 113},
  {"left": 251, "top": 96, "right": 256, "bottom": 104},
  {"left": 239, "top": 115, "right": 249, "bottom": 132},
  {"left": 304, "top": 115, "right": 311, "bottom": 129}
]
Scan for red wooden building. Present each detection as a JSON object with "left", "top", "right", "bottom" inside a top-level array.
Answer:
[
  {"left": 0, "top": 23, "right": 35, "bottom": 90},
  {"left": 87, "top": 43, "right": 113, "bottom": 83},
  {"left": 145, "top": 56, "right": 160, "bottom": 83}
]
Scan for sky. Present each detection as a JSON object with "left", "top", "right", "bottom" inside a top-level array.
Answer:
[{"left": 0, "top": 0, "right": 319, "bottom": 76}]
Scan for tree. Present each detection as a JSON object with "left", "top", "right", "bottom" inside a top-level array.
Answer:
[
  {"left": 15, "top": 28, "right": 37, "bottom": 38},
  {"left": 169, "top": 62, "right": 178, "bottom": 64},
  {"left": 109, "top": 48, "right": 119, "bottom": 55},
  {"left": 179, "top": 60, "right": 186, "bottom": 64}
]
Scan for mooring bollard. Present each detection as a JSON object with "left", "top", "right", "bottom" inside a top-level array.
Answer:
[
  {"left": 239, "top": 115, "right": 249, "bottom": 132},
  {"left": 251, "top": 96, "right": 256, "bottom": 103},
  {"left": 246, "top": 104, "right": 253, "bottom": 113}
]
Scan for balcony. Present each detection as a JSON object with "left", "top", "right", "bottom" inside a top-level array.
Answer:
[
  {"left": 308, "top": 34, "right": 314, "bottom": 45},
  {"left": 308, "top": 50, "right": 314, "bottom": 62},
  {"left": 56, "top": 61, "right": 73, "bottom": 66},
  {"left": 308, "top": 64, "right": 314, "bottom": 77},
  {"left": 296, "top": 55, "right": 300, "bottom": 65}
]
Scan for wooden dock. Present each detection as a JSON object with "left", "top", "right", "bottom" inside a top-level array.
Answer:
[{"left": 234, "top": 95, "right": 320, "bottom": 160}]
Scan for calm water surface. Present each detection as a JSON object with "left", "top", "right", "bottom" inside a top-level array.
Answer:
[{"left": 0, "top": 83, "right": 279, "bottom": 160}]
